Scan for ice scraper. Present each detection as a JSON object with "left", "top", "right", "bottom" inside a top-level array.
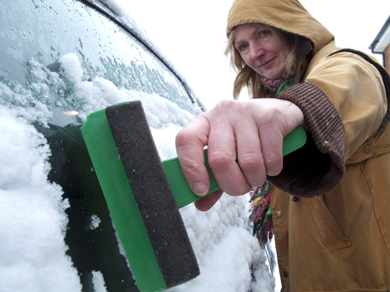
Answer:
[{"left": 80, "top": 100, "right": 306, "bottom": 292}]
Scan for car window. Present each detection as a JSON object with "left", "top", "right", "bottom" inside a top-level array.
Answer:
[
  {"left": 0, "top": 0, "right": 201, "bottom": 127},
  {"left": 0, "top": 0, "right": 201, "bottom": 291}
]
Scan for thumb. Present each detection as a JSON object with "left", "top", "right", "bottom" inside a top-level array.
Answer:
[{"left": 176, "top": 115, "right": 211, "bottom": 196}]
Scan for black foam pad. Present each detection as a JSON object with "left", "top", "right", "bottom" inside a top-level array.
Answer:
[{"left": 105, "top": 101, "right": 199, "bottom": 288}]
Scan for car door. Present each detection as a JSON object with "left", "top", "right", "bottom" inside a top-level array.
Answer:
[{"left": 0, "top": 0, "right": 202, "bottom": 291}]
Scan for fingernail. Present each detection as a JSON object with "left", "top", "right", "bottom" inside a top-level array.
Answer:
[{"left": 192, "top": 183, "right": 208, "bottom": 196}]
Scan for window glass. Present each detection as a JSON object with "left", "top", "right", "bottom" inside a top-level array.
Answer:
[{"left": 0, "top": 0, "right": 200, "bottom": 128}]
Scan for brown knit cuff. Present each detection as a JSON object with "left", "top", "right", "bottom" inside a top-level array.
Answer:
[{"left": 268, "top": 81, "right": 346, "bottom": 197}]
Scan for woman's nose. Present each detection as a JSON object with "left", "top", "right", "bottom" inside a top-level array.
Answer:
[{"left": 250, "top": 42, "right": 265, "bottom": 60}]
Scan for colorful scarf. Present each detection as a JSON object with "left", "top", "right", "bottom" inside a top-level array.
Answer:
[
  {"left": 249, "top": 74, "right": 295, "bottom": 246},
  {"left": 259, "top": 71, "right": 288, "bottom": 92},
  {"left": 249, "top": 181, "right": 273, "bottom": 246}
]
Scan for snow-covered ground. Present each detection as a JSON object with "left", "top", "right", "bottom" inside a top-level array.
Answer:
[{"left": 0, "top": 49, "right": 274, "bottom": 291}]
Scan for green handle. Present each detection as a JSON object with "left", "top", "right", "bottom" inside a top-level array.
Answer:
[{"left": 163, "top": 126, "right": 307, "bottom": 208}]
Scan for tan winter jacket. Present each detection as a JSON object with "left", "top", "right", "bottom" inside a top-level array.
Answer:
[{"left": 227, "top": 0, "right": 390, "bottom": 291}]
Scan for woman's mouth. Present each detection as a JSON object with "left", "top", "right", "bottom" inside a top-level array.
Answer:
[{"left": 260, "top": 57, "right": 276, "bottom": 68}]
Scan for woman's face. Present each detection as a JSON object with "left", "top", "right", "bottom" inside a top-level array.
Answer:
[{"left": 233, "top": 23, "right": 293, "bottom": 79}]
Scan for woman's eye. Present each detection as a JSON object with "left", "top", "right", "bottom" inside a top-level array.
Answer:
[
  {"left": 237, "top": 43, "right": 248, "bottom": 51},
  {"left": 240, "top": 44, "right": 248, "bottom": 50},
  {"left": 259, "top": 30, "right": 270, "bottom": 38}
]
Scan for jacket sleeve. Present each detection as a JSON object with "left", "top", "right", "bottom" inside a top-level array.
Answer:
[{"left": 268, "top": 51, "right": 388, "bottom": 198}]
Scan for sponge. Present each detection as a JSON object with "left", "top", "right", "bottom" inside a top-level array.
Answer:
[{"left": 105, "top": 101, "right": 199, "bottom": 288}]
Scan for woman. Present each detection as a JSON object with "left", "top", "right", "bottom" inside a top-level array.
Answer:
[{"left": 176, "top": 0, "right": 390, "bottom": 290}]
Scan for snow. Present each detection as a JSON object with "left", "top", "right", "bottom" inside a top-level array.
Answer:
[
  {"left": 168, "top": 197, "right": 274, "bottom": 292},
  {"left": 0, "top": 59, "right": 56, "bottom": 126},
  {"left": 90, "top": 215, "right": 102, "bottom": 231},
  {"left": 0, "top": 107, "right": 81, "bottom": 292},
  {"left": 92, "top": 271, "right": 108, "bottom": 292},
  {"left": 57, "top": 53, "right": 199, "bottom": 127},
  {"left": 0, "top": 2, "right": 274, "bottom": 291}
]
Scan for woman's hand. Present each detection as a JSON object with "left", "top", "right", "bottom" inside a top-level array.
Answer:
[{"left": 175, "top": 98, "right": 304, "bottom": 211}]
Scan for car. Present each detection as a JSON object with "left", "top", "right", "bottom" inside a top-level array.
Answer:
[{"left": 0, "top": 0, "right": 274, "bottom": 291}]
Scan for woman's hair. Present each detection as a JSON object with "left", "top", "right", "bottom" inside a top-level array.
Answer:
[{"left": 225, "top": 24, "right": 299, "bottom": 99}]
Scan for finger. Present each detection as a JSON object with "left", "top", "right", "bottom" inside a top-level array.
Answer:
[
  {"left": 176, "top": 114, "right": 211, "bottom": 196},
  {"left": 194, "top": 190, "right": 224, "bottom": 211},
  {"left": 235, "top": 117, "right": 267, "bottom": 187},
  {"left": 207, "top": 114, "right": 252, "bottom": 196},
  {"left": 257, "top": 122, "right": 284, "bottom": 176}
]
